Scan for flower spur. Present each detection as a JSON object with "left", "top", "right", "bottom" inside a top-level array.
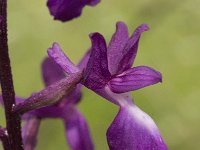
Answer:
[{"left": 1, "top": 48, "right": 93, "bottom": 150}]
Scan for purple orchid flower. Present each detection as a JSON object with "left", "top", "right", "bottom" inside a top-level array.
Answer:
[
  {"left": 48, "top": 21, "right": 168, "bottom": 150},
  {"left": 0, "top": 47, "right": 93, "bottom": 150},
  {"left": 47, "top": 0, "right": 100, "bottom": 22},
  {"left": 83, "top": 22, "right": 168, "bottom": 150}
]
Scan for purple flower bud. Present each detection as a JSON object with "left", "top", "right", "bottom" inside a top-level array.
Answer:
[{"left": 47, "top": 0, "right": 100, "bottom": 22}]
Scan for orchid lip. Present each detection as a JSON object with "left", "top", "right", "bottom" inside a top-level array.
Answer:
[{"left": 107, "top": 104, "right": 168, "bottom": 150}]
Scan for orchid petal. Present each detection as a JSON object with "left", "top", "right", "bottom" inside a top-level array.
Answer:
[
  {"left": 42, "top": 57, "right": 65, "bottom": 86},
  {"left": 95, "top": 85, "right": 133, "bottom": 106},
  {"left": 28, "top": 106, "right": 64, "bottom": 119},
  {"left": 77, "top": 49, "right": 91, "bottom": 69},
  {"left": 66, "top": 49, "right": 91, "bottom": 104},
  {"left": 66, "top": 84, "right": 82, "bottom": 105},
  {"left": 107, "top": 105, "right": 168, "bottom": 150},
  {"left": 83, "top": 33, "right": 111, "bottom": 90},
  {"left": 87, "top": 0, "right": 100, "bottom": 6},
  {"left": 107, "top": 21, "right": 129, "bottom": 75},
  {"left": 64, "top": 107, "right": 94, "bottom": 150},
  {"left": 62, "top": 49, "right": 91, "bottom": 104},
  {"left": 47, "top": 43, "right": 79, "bottom": 74},
  {"left": 117, "top": 24, "right": 149, "bottom": 74},
  {"left": 47, "top": 0, "right": 100, "bottom": 22},
  {"left": 22, "top": 117, "right": 41, "bottom": 150},
  {"left": 109, "top": 66, "right": 162, "bottom": 93}
]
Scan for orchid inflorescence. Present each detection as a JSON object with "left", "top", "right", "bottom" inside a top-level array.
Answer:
[{"left": 0, "top": 0, "right": 168, "bottom": 150}]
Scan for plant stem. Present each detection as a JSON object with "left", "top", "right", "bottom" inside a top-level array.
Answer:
[
  {"left": 0, "top": 0, "right": 23, "bottom": 149},
  {"left": 0, "top": 128, "right": 10, "bottom": 150}
]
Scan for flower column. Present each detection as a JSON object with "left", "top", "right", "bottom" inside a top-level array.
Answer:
[{"left": 0, "top": 0, "right": 23, "bottom": 149}]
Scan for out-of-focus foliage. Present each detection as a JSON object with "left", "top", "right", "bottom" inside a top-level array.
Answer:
[{"left": 0, "top": 0, "right": 200, "bottom": 149}]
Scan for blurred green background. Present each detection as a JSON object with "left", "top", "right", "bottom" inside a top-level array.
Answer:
[{"left": 0, "top": 0, "right": 200, "bottom": 149}]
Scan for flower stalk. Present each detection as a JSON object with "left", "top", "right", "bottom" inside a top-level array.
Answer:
[
  {"left": 13, "top": 71, "right": 83, "bottom": 115},
  {"left": 0, "top": 0, "right": 23, "bottom": 149}
]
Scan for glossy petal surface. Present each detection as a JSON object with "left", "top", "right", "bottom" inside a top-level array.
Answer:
[
  {"left": 109, "top": 66, "right": 162, "bottom": 93},
  {"left": 107, "top": 105, "right": 168, "bottom": 150}
]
